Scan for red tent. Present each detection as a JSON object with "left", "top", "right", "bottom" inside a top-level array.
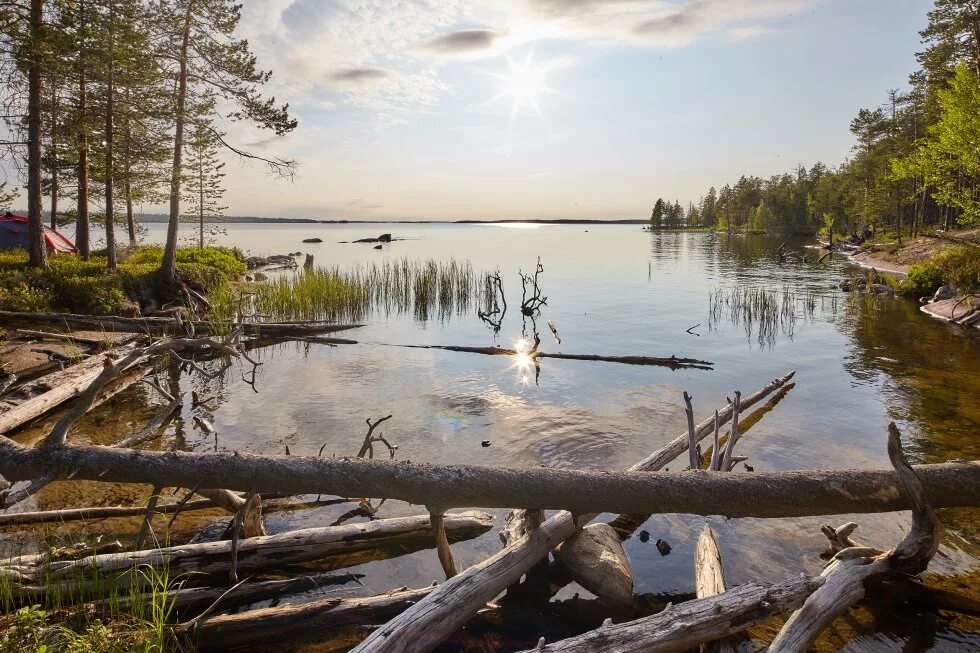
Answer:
[{"left": 0, "top": 213, "right": 77, "bottom": 254}]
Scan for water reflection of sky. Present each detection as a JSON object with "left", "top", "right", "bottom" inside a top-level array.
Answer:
[{"left": 16, "top": 223, "right": 980, "bottom": 650}]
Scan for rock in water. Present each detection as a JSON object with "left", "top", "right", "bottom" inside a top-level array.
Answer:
[
  {"left": 302, "top": 237, "right": 323, "bottom": 243},
  {"left": 555, "top": 523, "right": 634, "bottom": 608},
  {"left": 378, "top": 233, "right": 392, "bottom": 242},
  {"left": 655, "top": 538, "right": 672, "bottom": 556},
  {"left": 373, "top": 244, "right": 383, "bottom": 250}
]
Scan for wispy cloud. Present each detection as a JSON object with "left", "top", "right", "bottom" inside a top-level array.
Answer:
[
  {"left": 418, "top": 29, "right": 504, "bottom": 56},
  {"left": 326, "top": 68, "right": 396, "bottom": 87}
]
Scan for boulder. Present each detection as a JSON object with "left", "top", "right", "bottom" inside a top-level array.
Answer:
[
  {"left": 302, "top": 237, "right": 323, "bottom": 243},
  {"left": 378, "top": 233, "right": 392, "bottom": 243},
  {"left": 931, "top": 285, "right": 955, "bottom": 302},
  {"left": 253, "top": 272, "right": 268, "bottom": 282},
  {"left": 373, "top": 244, "right": 383, "bottom": 250}
]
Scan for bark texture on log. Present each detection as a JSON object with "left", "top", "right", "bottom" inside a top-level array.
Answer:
[
  {"left": 0, "top": 437, "right": 975, "bottom": 518},
  {"left": 517, "top": 576, "right": 824, "bottom": 653},
  {"left": 554, "top": 523, "right": 633, "bottom": 608},
  {"left": 0, "top": 345, "right": 141, "bottom": 435},
  {"left": 8, "top": 512, "right": 493, "bottom": 581},
  {"left": 176, "top": 586, "right": 435, "bottom": 651},
  {"left": 0, "top": 311, "right": 363, "bottom": 338}
]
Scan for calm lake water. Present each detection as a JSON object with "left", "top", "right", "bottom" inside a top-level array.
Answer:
[{"left": 7, "top": 223, "right": 980, "bottom": 651}]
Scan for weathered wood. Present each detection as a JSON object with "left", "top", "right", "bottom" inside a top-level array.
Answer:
[
  {"left": 402, "top": 344, "right": 713, "bottom": 370},
  {"left": 197, "top": 488, "right": 266, "bottom": 538},
  {"left": 517, "top": 575, "right": 825, "bottom": 653},
  {"left": 0, "top": 344, "right": 141, "bottom": 434},
  {"left": 554, "top": 523, "right": 633, "bottom": 608},
  {"left": 10, "top": 511, "right": 493, "bottom": 581},
  {"left": 430, "top": 512, "right": 457, "bottom": 579},
  {"left": 350, "top": 373, "right": 799, "bottom": 653},
  {"left": 694, "top": 525, "right": 737, "bottom": 653},
  {"left": 2, "top": 444, "right": 975, "bottom": 522},
  {"left": 770, "top": 423, "right": 941, "bottom": 651},
  {"left": 0, "top": 311, "right": 365, "bottom": 337},
  {"left": 0, "top": 498, "right": 220, "bottom": 526},
  {"left": 175, "top": 586, "right": 436, "bottom": 651}
]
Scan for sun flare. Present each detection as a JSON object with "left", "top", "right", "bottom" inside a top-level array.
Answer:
[{"left": 490, "top": 51, "right": 559, "bottom": 121}]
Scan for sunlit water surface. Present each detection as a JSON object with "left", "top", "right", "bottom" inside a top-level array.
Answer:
[{"left": 5, "top": 223, "right": 979, "bottom": 651}]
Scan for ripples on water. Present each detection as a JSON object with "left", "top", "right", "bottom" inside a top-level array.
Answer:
[{"left": 5, "top": 224, "right": 979, "bottom": 650}]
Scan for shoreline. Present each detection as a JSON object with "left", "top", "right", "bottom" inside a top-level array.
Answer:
[{"left": 845, "top": 249, "right": 979, "bottom": 330}]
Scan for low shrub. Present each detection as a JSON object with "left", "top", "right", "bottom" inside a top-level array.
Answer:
[
  {"left": 902, "top": 245, "right": 980, "bottom": 296},
  {"left": 0, "top": 245, "right": 246, "bottom": 315}
]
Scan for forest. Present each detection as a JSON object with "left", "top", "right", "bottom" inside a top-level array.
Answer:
[
  {"left": 0, "top": 0, "right": 295, "bottom": 276},
  {"left": 650, "top": 0, "right": 980, "bottom": 238}
]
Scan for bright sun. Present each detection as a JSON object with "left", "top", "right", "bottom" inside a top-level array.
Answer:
[{"left": 490, "top": 51, "right": 558, "bottom": 120}]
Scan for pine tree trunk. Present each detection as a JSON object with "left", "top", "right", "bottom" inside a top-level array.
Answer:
[
  {"left": 49, "top": 80, "right": 57, "bottom": 230},
  {"left": 124, "top": 90, "right": 136, "bottom": 246},
  {"left": 199, "top": 162, "right": 204, "bottom": 248},
  {"left": 162, "top": 1, "right": 195, "bottom": 284},
  {"left": 76, "top": 0, "right": 90, "bottom": 260},
  {"left": 27, "top": 0, "right": 47, "bottom": 268},
  {"left": 104, "top": 0, "right": 116, "bottom": 271}
]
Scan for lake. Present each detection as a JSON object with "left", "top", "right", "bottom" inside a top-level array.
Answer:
[{"left": 9, "top": 222, "right": 980, "bottom": 650}]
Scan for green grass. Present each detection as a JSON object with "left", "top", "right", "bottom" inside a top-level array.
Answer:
[
  {"left": 219, "top": 258, "right": 482, "bottom": 322},
  {"left": 0, "top": 246, "right": 246, "bottom": 315}
]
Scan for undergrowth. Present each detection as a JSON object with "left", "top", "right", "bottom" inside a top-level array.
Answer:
[
  {"left": 902, "top": 245, "right": 980, "bottom": 296},
  {"left": 0, "top": 247, "right": 245, "bottom": 315}
]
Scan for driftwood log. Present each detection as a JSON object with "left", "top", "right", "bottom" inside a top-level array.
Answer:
[
  {"left": 402, "top": 344, "right": 713, "bottom": 370},
  {"left": 0, "top": 437, "right": 977, "bottom": 518},
  {"left": 0, "top": 343, "right": 145, "bottom": 434},
  {"left": 516, "top": 575, "right": 825, "bottom": 653},
  {"left": 0, "top": 311, "right": 364, "bottom": 338},
  {"left": 3, "top": 511, "right": 493, "bottom": 583},
  {"left": 175, "top": 586, "right": 436, "bottom": 651}
]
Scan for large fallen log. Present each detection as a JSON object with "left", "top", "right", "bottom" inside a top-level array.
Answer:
[
  {"left": 0, "top": 310, "right": 364, "bottom": 337},
  {"left": 174, "top": 586, "right": 436, "bottom": 651},
  {"left": 5, "top": 511, "right": 494, "bottom": 582},
  {"left": 0, "top": 437, "right": 976, "bottom": 518},
  {"left": 517, "top": 575, "right": 825, "bottom": 653}
]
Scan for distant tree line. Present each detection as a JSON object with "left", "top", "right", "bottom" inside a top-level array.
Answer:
[
  {"left": 651, "top": 1, "right": 980, "bottom": 240},
  {"left": 1, "top": 0, "right": 297, "bottom": 275}
]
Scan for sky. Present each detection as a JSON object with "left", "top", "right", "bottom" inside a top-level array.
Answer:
[{"left": 6, "top": 0, "right": 939, "bottom": 221}]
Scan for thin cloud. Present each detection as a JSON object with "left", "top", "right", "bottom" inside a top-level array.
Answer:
[
  {"left": 419, "top": 29, "right": 502, "bottom": 55},
  {"left": 326, "top": 68, "right": 396, "bottom": 87}
]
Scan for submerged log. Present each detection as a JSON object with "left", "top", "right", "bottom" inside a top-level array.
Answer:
[
  {"left": 401, "top": 344, "right": 713, "bottom": 370},
  {"left": 0, "top": 344, "right": 143, "bottom": 435},
  {"left": 9, "top": 511, "right": 494, "bottom": 581},
  {"left": 517, "top": 575, "right": 825, "bottom": 653},
  {"left": 554, "top": 523, "right": 633, "bottom": 608},
  {"left": 0, "top": 311, "right": 364, "bottom": 338},
  {"left": 175, "top": 586, "right": 435, "bottom": 651}
]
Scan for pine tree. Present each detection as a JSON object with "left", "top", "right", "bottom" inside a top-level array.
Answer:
[
  {"left": 182, "top": 121, "right": 227, "bottom": 248},
  {"left": 155, "top": 0, "right": 297, "bottom": 284}
]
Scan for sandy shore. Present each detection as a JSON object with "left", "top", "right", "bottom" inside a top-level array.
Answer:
[{"left": 846, "top": 250, "right": 909, "bottom": 276}]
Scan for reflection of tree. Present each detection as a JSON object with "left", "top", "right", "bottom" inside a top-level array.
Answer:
[
  {"left": 839, "top": 295, "right": 980, "bottom": 463},
  {"left": 478, "top": 269, "right": 507, "bottom": 337}
]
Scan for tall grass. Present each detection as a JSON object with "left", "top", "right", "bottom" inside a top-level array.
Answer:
[
  {"left": 222, "top": 258, "right": 483, "bottom": 322},
  {"left": 708, "top": 285, "right": 823, "bottom": 347}
]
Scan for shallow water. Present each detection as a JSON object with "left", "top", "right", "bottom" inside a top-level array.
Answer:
[{"left": 5, "top": 223, "right": 980, "bottom": 650}]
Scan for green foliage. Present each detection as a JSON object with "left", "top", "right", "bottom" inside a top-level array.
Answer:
[
  {"left": 0, "top": 605, "right": 48, "bottom": 652},
  {"left": 0, "top": 246, "right": 244, "bottom": 314},
  {"left": 902, "top": 245, "right": 980, "bottom": 295}
]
